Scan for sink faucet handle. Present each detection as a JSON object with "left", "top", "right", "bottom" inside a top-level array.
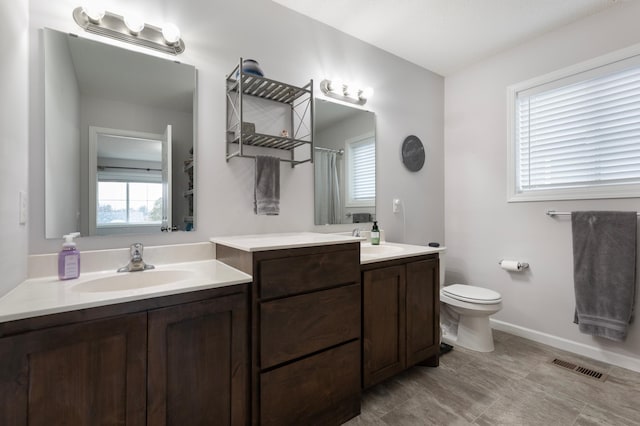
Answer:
[{"left": 352, "top": 228, "right": 361, "bottom": 237}]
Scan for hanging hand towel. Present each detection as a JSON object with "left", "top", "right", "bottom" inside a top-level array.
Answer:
[
  {"left": 254, "top": 155, "right": 280, "bottom": 215},
  {"left": 572, "top": 211, "right": 637, "bottom": 341}
]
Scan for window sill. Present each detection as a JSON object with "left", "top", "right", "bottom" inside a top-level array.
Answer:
[{"left": 508, "top": 184, "right": 640, "bottom": 203}]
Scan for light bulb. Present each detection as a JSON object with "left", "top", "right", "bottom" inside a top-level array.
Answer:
[
  {"left": 124, "top": 16, "right": 145, "bottom": 35},
  {"left": 162, "top": 23, "right": 181, "bottom": 45},
  {"left": 360, "top": 87, "right": 374, "bottom": 100},
  {"left": 344, "top": 85, "right": 361, "bottom": 100},
  {"left": 328, "top": 80, "right": 344, "bottom": 95},
  {"left": 82, "top": 5, "right": 105, "bottom": 24}
]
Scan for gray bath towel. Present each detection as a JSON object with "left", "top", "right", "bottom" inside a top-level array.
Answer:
[
  {"left": 572, "top": 211, "right": 637, "bottom": 341},
  {"left": 254, "top": 155, "right": 280, "bottom": 215}
]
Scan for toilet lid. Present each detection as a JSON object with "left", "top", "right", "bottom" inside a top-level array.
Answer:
[{"left": 442, "top": 284, "right": 502, "bottom": 304}]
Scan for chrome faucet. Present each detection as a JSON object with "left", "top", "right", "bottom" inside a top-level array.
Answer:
[
  {"left": 352, "top": 228, "right": 361, "bottom": 237},
  {"left": 117, "top": 243, "right": 155, "bottom": 272}
]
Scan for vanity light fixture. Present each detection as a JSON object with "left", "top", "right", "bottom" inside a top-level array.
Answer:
[
  {"left": 320, "top": 79, "right": 372, "bottom": 105},
  {"left": 72, "top": 6, "right": 185, "bottom": 55}
]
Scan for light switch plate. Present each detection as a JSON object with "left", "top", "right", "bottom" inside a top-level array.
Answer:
[
  {"left": 393, "top": 198, "right": 400, "bottom": 213},
  {"left": 19, "top": 191, "right": 27, "bottom": 224}
]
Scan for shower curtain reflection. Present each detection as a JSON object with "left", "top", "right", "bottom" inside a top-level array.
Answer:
[{"left": 314, "top": 150, "right": 342, "bottom": 225}]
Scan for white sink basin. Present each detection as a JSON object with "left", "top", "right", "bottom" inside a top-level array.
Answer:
[
  {"left": 360, "top": 244, "right": 404, "bottom": 256},
  {"left": 71, "top": 269, "right": 197, "bottom": 293}
]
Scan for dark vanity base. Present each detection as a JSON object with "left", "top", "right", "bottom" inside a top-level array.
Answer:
[
  {"left": 217, "top": 242, "right": 362, "bottom": 425},
  {"left": 361, "top": 254, "right": 440, "bottom": 388},
  {"left": 0, "top": 284, "right": 249, "bottom": 425}
]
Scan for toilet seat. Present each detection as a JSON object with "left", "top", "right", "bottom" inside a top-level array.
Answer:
[{"left": 442, "top": 284, "right": 502, "bottom": 305}]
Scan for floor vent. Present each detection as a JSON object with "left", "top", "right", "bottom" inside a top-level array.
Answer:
[{"left": 550, "top": 358, "right": 608, "bottom": 382}]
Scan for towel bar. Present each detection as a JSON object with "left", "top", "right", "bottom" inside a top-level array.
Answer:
[{"left": 546, "top": 210, "right": 640, "bottom": 217}]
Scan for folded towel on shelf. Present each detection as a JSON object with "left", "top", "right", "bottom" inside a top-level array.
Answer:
[
  {"left": 254, "top": 155, "right": 280, "bottom": 215},
  {"left": 352, "top": 213, "right": 372, "bottom": 223},
  {"left": 572, "top": 211, "right": 637, "bottom": 341}
]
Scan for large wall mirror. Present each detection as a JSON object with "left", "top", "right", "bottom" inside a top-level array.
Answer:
[
  {"left": 314, "top": 99, "right": 375, "bottom": 225},
  {"left": 44, "top": 28, "right": 196, "bottom": 238}
]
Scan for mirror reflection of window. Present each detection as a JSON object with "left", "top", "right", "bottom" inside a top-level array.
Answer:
[
  {"left": 89, "top": 126, "right": 171, "bottom": 236},
  {"left": 346, "top": 135, "right": 375, "bottom": 207},
  {"left": 97, "top": 182, "right": 163, "bottom": 226}
]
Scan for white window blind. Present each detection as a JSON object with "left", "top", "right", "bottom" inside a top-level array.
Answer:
[
  {"left": 509, "top": 47, "right": 640, "bottom": 201},
  {"left": 347, "top": 136, "right": 375, "bottom": 206}
]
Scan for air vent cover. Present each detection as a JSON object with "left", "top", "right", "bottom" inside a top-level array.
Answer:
[{"left": 550, "top": 358, "right": 608, "bottom": 382}]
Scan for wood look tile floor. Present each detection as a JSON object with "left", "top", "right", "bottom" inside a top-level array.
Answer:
[{"left": 344, "top": 331, "right": 640, "bottom": 426}]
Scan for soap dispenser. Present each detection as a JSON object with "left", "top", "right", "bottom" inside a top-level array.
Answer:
[
  {"left": 371, "top": 221, "right": 380, "bottom": 245},
  {"left": 58, "top": 232, "right": 81, "bottom": 280}
]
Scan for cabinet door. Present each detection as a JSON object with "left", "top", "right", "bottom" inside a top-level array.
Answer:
[
  {"left": 406, "top": 258, "right": 440, "bottom": 366},
  {"left": 362, "top": 265, "right": 406, "bottom": 388},
  {"left": 0, "top": 312, "right": 147, "bottom": 426},
  {"left": 147, "top": 293, "right": 248, "bottom": 426}
]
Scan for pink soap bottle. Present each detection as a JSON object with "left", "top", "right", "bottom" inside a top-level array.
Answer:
[{"left": 58, "top": 232, "right": 81, "bottom": 280}]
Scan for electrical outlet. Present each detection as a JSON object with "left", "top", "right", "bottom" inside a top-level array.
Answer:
[
  {"left": 393, "top": 198, "right": 400, "bottom": 213},
  {"left": 19, "top": 191, "right": 27, "bottom": 225}
]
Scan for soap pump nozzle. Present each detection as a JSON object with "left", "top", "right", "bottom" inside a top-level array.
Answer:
[{"left": 62, "top": 232, "right": 81, "bottom": 249}]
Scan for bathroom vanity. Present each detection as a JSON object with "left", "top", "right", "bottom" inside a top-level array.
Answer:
[
  {"left": 361, "top": 249, "right": 440, "bottom": 388},
  {"left": 0, "top": 256, "right": 252, "bottom": 425},
  {"left": 0, "top": 236, "right": 442, "bottom": 425},
  {"left": 213, "top": 233, "right": 362, "bottom": 426}
]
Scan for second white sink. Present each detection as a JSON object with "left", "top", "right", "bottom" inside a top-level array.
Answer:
[{"left": 360, "top": 243, "right": 404, "bottom": 255}]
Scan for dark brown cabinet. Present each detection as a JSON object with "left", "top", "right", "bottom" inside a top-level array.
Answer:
[
  {"left": 217, "top": 242, "right": 362, "bottom": 425},
  {"left": 0, "top": 312, "right": 147, "bottom": 425},
  {"left": 0, "top": 284, "right": 249, "bottom": 426},
  {"left": 147, "top": 293, "right": 249, "bottom": 426},
  {"left": 362, "top": 255, "right": 439, "bottom": 388}
]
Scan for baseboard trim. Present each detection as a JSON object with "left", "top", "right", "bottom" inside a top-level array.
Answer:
[{"left": 490, "top": 319, "right": 640, "bottom": 373}]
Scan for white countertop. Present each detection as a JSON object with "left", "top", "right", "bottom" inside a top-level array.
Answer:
[
  {"left": 211, "top": 232, "right": 362, "bottom": 252},
  {"left": 0, "top": 260, "right": 252, "bottom": 324},
  {"left": 360, "top": 242, "right": 446, "bottom": 264},
  {"left": 0, "top": 238, "right": 444, "bottom": 324}
]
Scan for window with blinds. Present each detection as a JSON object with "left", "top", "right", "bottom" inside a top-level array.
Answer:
[
  {"left": 346, "top": 135, "right": 376, "bottom": 206},
  {"left": 508, "top": 48, "right": 640, "bottom": 201}
]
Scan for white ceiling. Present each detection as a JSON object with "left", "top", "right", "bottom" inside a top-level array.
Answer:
[{"left": 272, "top": 0, "right": 623, "bottom": 76}]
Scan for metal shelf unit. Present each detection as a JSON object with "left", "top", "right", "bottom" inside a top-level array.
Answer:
[{"left": 226, "top": 58, "right": 313, "bottom": 167}]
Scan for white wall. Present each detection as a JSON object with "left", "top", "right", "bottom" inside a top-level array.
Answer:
[
  {"left": 445, "top": 1, "right": 640, "bottom": 370},
  {"left": 28, "top": 0, "right": 444, "bottom": 254},
  {"left": 0, "top": 1, "right": 29, "bottom": 296},
  {"left": 44, "top": 31, "right": 80, "bottom": 237}
]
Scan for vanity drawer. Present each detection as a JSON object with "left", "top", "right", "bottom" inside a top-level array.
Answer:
[
  {"left": 258, "top": 248, "right": 359, "bottom": 299},
  {"left": 260, "top": 284, "right": 360, "bottom": 368},
  {"left": 260, "top": 340, "right": 361, "bottom": 426}
]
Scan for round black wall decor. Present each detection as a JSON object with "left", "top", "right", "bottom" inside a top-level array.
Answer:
[{"left": 401, "top": 135, "right": 425, "bottom": 172}]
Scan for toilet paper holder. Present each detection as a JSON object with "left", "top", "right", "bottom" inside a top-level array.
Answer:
[{"left": 498, "top": 259, "right": 529, "bottom": 271}]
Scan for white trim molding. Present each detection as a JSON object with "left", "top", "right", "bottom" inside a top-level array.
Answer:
[{"left": 491, "top": 319, "right": 640, "bottom": 373}]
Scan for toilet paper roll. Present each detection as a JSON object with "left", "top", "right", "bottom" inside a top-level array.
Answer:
[{"left": 500, "top": 260, "right": 524, "bottom": 271}]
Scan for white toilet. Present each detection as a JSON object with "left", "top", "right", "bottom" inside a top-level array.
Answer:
[
  {"left": 437, "top": 253, "right": 503, "bottom": 352},
  {"left": 440, "top": 284, "right": 502, "bottom": 352}
]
